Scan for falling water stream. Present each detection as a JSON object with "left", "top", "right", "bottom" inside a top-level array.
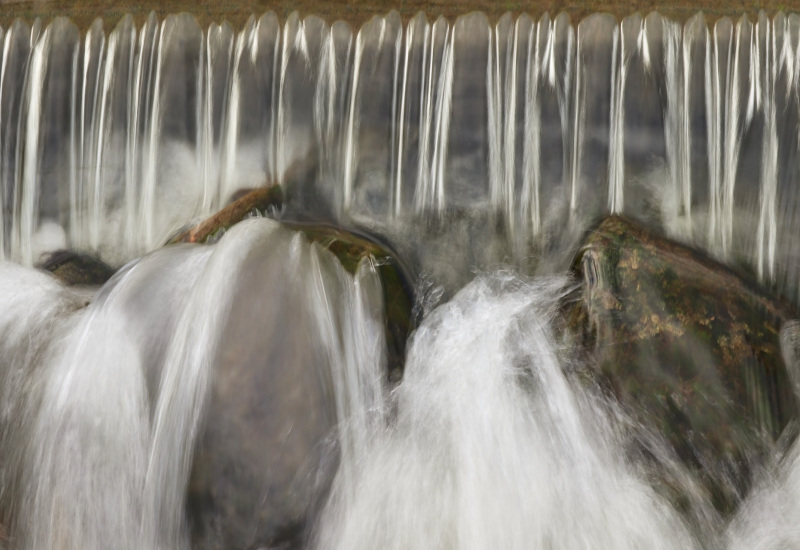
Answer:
[{"left": 2, "top": 8, "right": 800, "bottom": 550}]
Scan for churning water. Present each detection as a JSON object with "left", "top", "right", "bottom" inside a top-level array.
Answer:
[{"left": 2, "top": 8, "right": 800, "bottom": 550}]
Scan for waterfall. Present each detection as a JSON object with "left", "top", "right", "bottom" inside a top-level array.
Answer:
[
  {"left": 0, "top": 218, "right": 387, "bottom": 548},
  {"left": 0, "top": 11, "right": 797, "bottom": 295},
  {"left": 313, "top": 274, "right": 698, "bottom": 550},
  {"left": 3, "top": 8, "right": 800, "bottom": 550}
]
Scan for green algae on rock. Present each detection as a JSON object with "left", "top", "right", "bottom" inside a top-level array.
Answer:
[{"left": 565, "top": 215, "right": 800, "bottom": 519}]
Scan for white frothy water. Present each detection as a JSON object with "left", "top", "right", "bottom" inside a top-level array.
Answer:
[
  {"left": 315, "top": 274, "right": 696, "bottom": 550},
  {"left": 0, "top": 218, "right": 388, "bottom": 549},
  {"left": 3, "top": 8, "right": 800, "bottom": 550},
  {"left": 0, "top": 217, "right": 799, "bottom": 548}
]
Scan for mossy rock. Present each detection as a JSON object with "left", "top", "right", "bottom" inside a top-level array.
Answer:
[
  {"left": 179, "top": 217, "right": 414, "bottom": 549},
  {"left": 564, "top": 215, "right": 799, "bottom": 519},
  {"left": 169, "top": 186, "right": 414, "bottom": 376},
  {"left": 283, "top": 220, "right": 414, "bottom": 377},
  {"left": 37, "top": 249, "right": 117, "bottom": 287}
]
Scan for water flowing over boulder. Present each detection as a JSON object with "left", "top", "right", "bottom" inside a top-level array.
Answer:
[
  {"left": 0, "top": 211, "right": 414, "bottom": 549},
  {"left": 170, "top": 185, "right": 414, "bottom": 376},
  {"left": 169, "top": 206, "right": 414, "bottom": 548},
  {"left": 564, "top": 215, "right": 800, "bottom": 521}
]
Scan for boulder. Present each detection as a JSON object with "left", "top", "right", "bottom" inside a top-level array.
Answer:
[
  {"left": 564, "top": 215, "right": 800, "bottom": 519},
  {"left": 37, "top": 250, "right": 116, "bottom": 287},
  {"left": 177, "top": 214, "right": 414, "bottom": 548}
]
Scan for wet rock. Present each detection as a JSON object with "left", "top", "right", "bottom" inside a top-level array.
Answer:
[
  {"left": 170, "top": 198, "right": 413, "bottom": 377},
  {"left": 37, "top": 250, "right": 116, "bottom": 287},
  {"left": 187, "top": 235, "right": 339, "bottom": 549},
  {"left": 564, "top": 215, "right": 800, "bottom": 520},
  {"left": 180, "top": 218, "right": 414, "bottom": 548},
  {"left": 282, "top": 220, "right": 414, "bottom": 378}
]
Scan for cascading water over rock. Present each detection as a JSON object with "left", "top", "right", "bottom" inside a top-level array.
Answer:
[
  {"left": 2, "top": 7, "right": 800, "bottom": 550},
  {"left": 2, "top": 10, "right": 800, "bottom": 294}
]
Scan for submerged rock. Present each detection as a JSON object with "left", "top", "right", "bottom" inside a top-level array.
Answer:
[
  {"left": 565, "top": 215, "right": 800, "bottom": 519},
  {"left": 37, "top": 250, "right": 116, "bottom": 287},
  {"left": 176, "top": 214, "right": 414, "bottom": 548},
  {"left": 169, "top": 193, "right": 414, "bottom": 377}
]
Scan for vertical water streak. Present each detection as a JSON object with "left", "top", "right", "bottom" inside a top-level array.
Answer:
[
  {"left": 260, "top": 12, "right": 281, "bottom": 185},
  {"left": 487, "top": 14, "right": 509, "bottom": 218},
  {"left": 520, "top": 12, "right": 577, "bottom": 242},
  {"left": 342, "top": 27, "right": 362, "bottom": 212},
  {"left": 394, "top": 14, "right": 429, "bottom": 217},
  {"left": 758, "top": 13, "right": 778, "bottom": 282},
  {"left": 125, "top": 12, "right": 157, "bottom": 253},
  {"left": 608, "top": 20, "right": 624, "bottom": 213},
  {"left": 138, "top": 14, "right": 203, "bottom": 252},
  {"left": 0, "top": 20, "right": 34, "bottom": 261},
  {"left": 521, "top": 16, "right": 542, "bottom": 236},
  {"left": 680, "top": 14, "right": 708, "bottom": 239},
  {"left": 202, "top": 21, "right": 234, "bottom": 211},
  {"left": 87, "top": 20, "right": 110, "bottom": 250},
  {"left": 413, "top": 17, "right": 452, "bottom": 214},
  {"left": 388, "top": 15, "right": 403, "bottom": 219},
  {"left": 507, "top": 14, "right": 534, "bottom": 244},
  {"left": 489, "top": 12, "right": 530, "bottom": 241},
  {"left": 89, "top": 20, "right": 118, "bottom": 252},
  {"left": 77, "top": 19, "right": 105, "bottom": 250},
  {"left": 394, "top": 17, "right": 411, "bottom": 217},
  {"left": 569, "top": 21, "right": 584, "bottom": 216},
  {"left": 774, "top": 13, "right": 800, "bottom": 301},
  {"left": 14, "top": 19, "right": 79, "bottom": 266},
  {"left": 502, "top": 15, "right": 521, "bottom": 233},
  {"left": 89, "top": 15, "right": 137, "bottom": 262},
  {"left": 705, "top": 19, "right": 723, "bottom": 253},
  {"left": 566, "top": 15, "right": 616, "bottom": 231},
  {"left": 706, "top": 18, "right": 741, "bottom": 258},
  {"left": 138, "top": 16, "right": 165, "bottom": 252},
  {"left": 720, "top": 17, "right": 754, "bottom": 259},
  {"left": 277, "top": 13, "right": 329, "bottom": 210},
  {"left": 0, "top": 24, "right": 5, "bottom": 259},
  {"left": 340, "top": 13, "right": 401, "bottom": 219},
  {"left": 14, "top": 25, "right": 46, "bottom": 265},
  {"left": 314, "top": 20, "right": 352, "bottom": 215},
  {"left": 215, "top": 12, "right": 282, "bottom": 208},
  {"left": 552, "top": 14, "right": 575, "bottom": 214},
  {"left": 609, "top": 15, "right": 657, "bottom": 219},
  {"left": 661, "top": 17, "right": 684, "bottom": 236},
  {"left": 440, "top": 13, "right": 490, "bottom": 212},
  {"left": 411, "top": 15, "right": 433, "bottom": 212},
  {"left": 431, "top": 22, "right": 453, "bottom": 213}
]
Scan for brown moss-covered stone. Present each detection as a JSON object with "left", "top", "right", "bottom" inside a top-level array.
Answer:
[{"left": 565, "top": 215, "right": 799, "bottom": 518}]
